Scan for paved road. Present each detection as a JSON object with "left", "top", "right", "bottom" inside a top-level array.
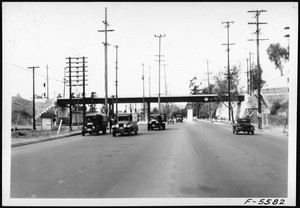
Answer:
[{"left": 11, "top": 121, "right": 288, "bottom": 198}]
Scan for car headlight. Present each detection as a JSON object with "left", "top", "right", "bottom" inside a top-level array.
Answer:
[{"left": 123, "top": 124, "right": 127, "bottom": 128}]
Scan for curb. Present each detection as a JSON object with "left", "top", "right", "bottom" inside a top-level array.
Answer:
[{"left": 11, "top": 131, "right": 81, "bottom": 148}]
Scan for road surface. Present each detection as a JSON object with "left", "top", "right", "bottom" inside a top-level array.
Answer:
[{"left": 11, "top": 120, "right": 288, "bottom": 198}]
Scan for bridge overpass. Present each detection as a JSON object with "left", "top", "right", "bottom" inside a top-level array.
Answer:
[{"left": 56, "top": 94, "right": 245, "bottom": 106}]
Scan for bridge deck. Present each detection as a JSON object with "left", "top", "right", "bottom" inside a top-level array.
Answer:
[{"left": 56, "top": 94, "right": 245, "bottom": 106}]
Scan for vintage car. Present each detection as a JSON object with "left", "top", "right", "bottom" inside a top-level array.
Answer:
[
  {"left": 82, "top": 113, "right": 108, "bottom": 136},
  {"left": 232, "top": 118, "right": 255, "bottom": 135},
  {"left": 167, "top": 117, "right": 175, "bottom": 124},
  {"left": 176, "top": 114, "right": 183, "bottom": 122},
  {"left": 112, "top": 113, "right": 138, "bottom": 137},
  {"left": 148, "top": 114, "right": 166, "bottom": 130}
]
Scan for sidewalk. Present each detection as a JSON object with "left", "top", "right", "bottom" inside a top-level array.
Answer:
[
  {"left": 197, "top": 119, "right": 289, "bottom": 138},
  {"left": 11, "top": 129, "right": 82, "bottom": 148}
]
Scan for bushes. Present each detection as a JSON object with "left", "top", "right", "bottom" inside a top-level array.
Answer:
[{"left": 270, "top": 101, "right": 281, "bottom": 115}]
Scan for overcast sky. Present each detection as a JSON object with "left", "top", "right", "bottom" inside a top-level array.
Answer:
[{"left": 3, "top": 2, "right": 298, "bottom": 103}]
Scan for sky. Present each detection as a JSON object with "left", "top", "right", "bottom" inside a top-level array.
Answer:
[{"left": 3, "top": 2, "right": 298, "bottom": 108}]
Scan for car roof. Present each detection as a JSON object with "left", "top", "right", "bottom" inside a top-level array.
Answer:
[
  {"left": 86, "top": 113, "right": 106, "bottom": 117},
  {"left": 118, "top": 113, "right": 131, "bottom": 116},
  {"left": 237, "top": 118, "right": 250, "bottom": 122}
]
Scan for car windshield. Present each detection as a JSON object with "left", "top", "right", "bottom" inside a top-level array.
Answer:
[
  {"left": 118, "top": 116, "right": 130, "bottom": 121},
  {"left": 237, "top": 118, "right": 250, "bottom": 123},
  {"left": 86, "top": 117, "right": 96, "bottom": 123}
]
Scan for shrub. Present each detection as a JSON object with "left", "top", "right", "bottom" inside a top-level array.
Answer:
[{"left": 270, "top": 101, "right": 281, "bottom": 115}]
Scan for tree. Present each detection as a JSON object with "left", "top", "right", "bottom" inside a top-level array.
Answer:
[
  {"left": 250, "top": 65, "right": 266, "bottom": 91},
  {"left": 213, "top": 65, "right": 240, "bottom": 100},
  {"left": 266, "top": 43, "right": 289, "bottom": 76},
  {"left": 189, "top": 77, "right": 200, "bottom": 95},
  {"left": 213, "top": 65, "right": 241, "bottom": 122}
]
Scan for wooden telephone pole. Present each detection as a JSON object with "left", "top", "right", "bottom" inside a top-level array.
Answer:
[
  {"left": 247, "top": 10, "right": 268, "bottom": 129},
  {"left": 222, "top": 21, "right": 235, "bottom": 122},
  {"left": 154, "top": 34, "right": 166, "bottom": 114},
  {"left": 98, "top": 7, "right": 114, "bottom": 117},
  {"left": 28, "top": 66, "right": 39, "bottom": 130}
]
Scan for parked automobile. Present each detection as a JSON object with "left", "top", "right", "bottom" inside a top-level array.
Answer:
[
  {"left": 167, "top": 117, "right": 174, "bottom": 124},
  {"left": 112, "top": 113, "right": 138, "bottom": 137},
  {"left": 82, "top": 113, "right": 108, "bottom": 136},
  {"left": 176, "top": 115, "right": 183, "bottom": 122},
  {"left": 148, "top": 114, "right": 166, "bottom": 130},
  {"left": 232, "top": 118, "right": 255, "bottom": 135}
]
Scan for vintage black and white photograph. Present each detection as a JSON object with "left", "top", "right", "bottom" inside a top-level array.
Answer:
[{"left": 2, "top": 1, "right": 298, "bottom": 206}]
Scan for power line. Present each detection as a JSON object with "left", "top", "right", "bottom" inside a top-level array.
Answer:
[{"left": 12, "top": 64, "right": 64, "bottom": 83}]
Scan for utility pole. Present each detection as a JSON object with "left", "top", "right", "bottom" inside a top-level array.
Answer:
[
  {"left": 246, "top": 58, "right": 249, "bottom": 94},
  {"left": 204, "top": 60, "right": 212, "bottom": 121},
  {"left": 163, "top": 64, "right": 168, "bottom": 116},
  {"left": 46, "top": 64, "right": 49, "bottom": 99},
  {"left": 142, "top": 63, "right": 145, "bottom": 121},
  {"left": 149, "top": 66, "right": 151, "bottom": 97},
  {"left": 66, "top": 56, "right": 88, "bottom": 131},
  {"left": 248, "top": 9, "right": 268, "bottom": 129},
  {"left": 28, "top": 66, "right": 39, "bottom": 130},
  {"left": 154, "top": 34, "right": 166, "bottom": 114},
  {"left": 63, "top": 67, "right": 66, "bottom": 98},
  {"left": 114, "top": 45, "right": 119, "bottom": 122},
  {"left": 249, "top": 51, "right": 254, "bottom": 95},
  {"left": 222, "top": 21, "right": 235, "bottom": 122},
  {"left": 98, "top": 7, "right": 114, "bottom": 117},
  {"left": 249, "top": 52, "right": 252, "bottom": 95}
]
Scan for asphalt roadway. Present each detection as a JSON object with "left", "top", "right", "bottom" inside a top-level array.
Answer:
[{"left": 11, "top": 120, "right": 288, "bottom": 198}]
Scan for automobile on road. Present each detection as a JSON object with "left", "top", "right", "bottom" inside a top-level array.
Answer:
[
  {"left": 167, "top": 117, "right": 174, "bottom": 124},
  {"left": 148, "top": 114, "right": 166, "bottom": 130},
  {"left": 176, "top": 114, "right": 183, "bottom": 122},
  {"left": 82, "top": 113, "right": 108, "bottom": 136},
  {"left": 112, "top": 113, "right": 138, "bottom": 137},
  {"left": 232, "top": 118, "right": 255, "bottom": 135}
]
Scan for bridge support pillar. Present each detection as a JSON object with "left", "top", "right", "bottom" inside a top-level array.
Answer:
[
  {"left": 187, "top": 108, "right": 193, "bottom": 122},
  {"left": 147, "top": 102, "right": 150, "bottom": 122}
]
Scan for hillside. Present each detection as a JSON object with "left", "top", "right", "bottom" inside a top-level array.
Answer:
[
  {"left": 11, "top": 96, "right": 54, "bottom": 126},
  {"left": 12, "top": 96, "right": 33, "bottom": 125},
  {"left": 247, "top": 93, "right": 289, "bottom": 125}
]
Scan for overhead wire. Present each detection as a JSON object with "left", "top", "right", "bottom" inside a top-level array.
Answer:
[{"left": 12, "top": 64, "right": 64, "bottom": 83}]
